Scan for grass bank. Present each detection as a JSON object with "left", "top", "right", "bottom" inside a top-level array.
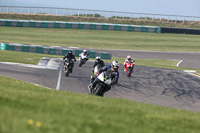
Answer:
[
  {"left": 1, "top": 27, "right": 200, "bottom": 52},
  {"left": 1, "top": 75, "right": 200, "bottom": 133}
]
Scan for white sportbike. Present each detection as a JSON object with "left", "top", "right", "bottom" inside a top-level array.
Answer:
[
  {"left": 79, "top": 53, "right": 89, "bottom": 67},
  {"left": 89, "top": 71, "right": 112, "bottom": 96}
]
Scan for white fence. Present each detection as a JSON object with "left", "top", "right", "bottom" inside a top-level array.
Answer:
[{"left": 0, "top": 6, "right": 200, "bottom": 24}]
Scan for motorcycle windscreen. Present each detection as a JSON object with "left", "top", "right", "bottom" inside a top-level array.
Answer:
[{"left": 97, "top": 73, "right": 104, "bottom": 82}]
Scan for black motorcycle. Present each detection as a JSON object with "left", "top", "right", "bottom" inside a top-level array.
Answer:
[{"left": 64, "top": 59, "right": 74, "bottom": 77}]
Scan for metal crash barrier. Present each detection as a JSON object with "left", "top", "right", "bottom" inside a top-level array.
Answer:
[{"left": 0, "top": 43, "right": 112, "bottom": 59}]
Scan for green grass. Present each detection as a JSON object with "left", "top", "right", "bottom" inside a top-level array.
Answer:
[
  {"left": 1, "top": 75, "right": 200, "bottom": 133},
  {"left": 1, "top": 27, "right": 200, "bottom": 52},
  {"left": 0, "top": 50, "right": 62, "bottom": 65}
]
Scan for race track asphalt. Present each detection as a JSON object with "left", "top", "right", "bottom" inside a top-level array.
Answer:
[
  {"left": 1, "top": 60, "right": 200, "bottom": 112},
  {"left": 88, "top": 49, "right": 200, "bottom": 69}
]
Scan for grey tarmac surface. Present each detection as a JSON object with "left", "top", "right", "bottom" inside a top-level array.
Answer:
[
  {"left": 1, "top": 60, "right": 200, "bottom": 112},
  {"left": 80, "top": 48, "right": 200, "bottom": 69}
]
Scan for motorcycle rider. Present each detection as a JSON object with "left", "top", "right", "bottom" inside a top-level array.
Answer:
[
  {"left": 92, "top": 56, "right": 105, "bottom": 72},
  {"left": 123, "top": 55, "right": 135, "bottom": 71},
  {"left": 90, "top": 56, "right": 105, "bottom": 84},
  {"left": 79, "top": 49, "right": 89, "bottom": 61},
  {"left": 89, "top": 60, "right": 120, "bottom": 94},
  {"left": 63, "top": 50, "right": 76, "bottom": 71}
]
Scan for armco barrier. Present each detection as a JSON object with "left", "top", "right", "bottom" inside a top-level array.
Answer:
[
  {"left": 0, "top": 42, "right": 112, "bottom": 59},
  {"left": 161, "top": 27, "right": 200, "bottom": 35},
  {"left": 75, "top": 49, "right": 83, "bottom": 57},
  {"left": 22, "top": 45, "right": 30, "bottom": 52},
  {"left": 0, "top": 19, "right": 160, "bottom": 33}
]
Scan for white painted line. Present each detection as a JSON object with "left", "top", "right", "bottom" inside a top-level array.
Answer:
[
  {"left": 56, "top": 63, "right": 62, "bottom": 90},
  {"left": 176, "top": 60, "right": 183, "bottom": 67},
  {"left": 184, "top": 70, "right": 196, "bottom": 73},
  {"left": 184, "top": 70, "right": 200, "bottom": 78},
  {"left": 185, "top": 72, "right": 200, "bottom": 78},
  {"left": 68, "top": 47, "right": 80, "bottom": 49},
  {"left": 0, "top": 62, "right": 58, "bottom": 70}
]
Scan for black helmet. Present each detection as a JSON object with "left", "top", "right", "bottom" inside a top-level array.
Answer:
[{"left": 68, "top": 50, "right": 72, "bottom": 55}]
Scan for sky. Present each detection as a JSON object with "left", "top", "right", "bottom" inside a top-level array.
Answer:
[{"left": 0, "top": 0, "right": 200, "bottom": 17}]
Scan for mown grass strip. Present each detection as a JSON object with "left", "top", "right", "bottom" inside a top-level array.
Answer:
[{"left": 1, "top": 26, "right": 200, "bottom": 52}]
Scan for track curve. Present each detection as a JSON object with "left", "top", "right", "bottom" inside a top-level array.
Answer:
[{"left": 1, "top": 60, "right": 200, "bottom": 112}]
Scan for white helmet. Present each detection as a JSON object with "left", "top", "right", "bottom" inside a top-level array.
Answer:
[
  {"left": 96, "top": 56, "right": 101, "bottom": 61},
  {"left": 127, "top": 55, "right": 131, "bottom": 60},
  {"left": 111, "top": 60, "right": 120, "bottom": 70},
  {"left": 83, "top": 49, "right": 87, "bottom": 53}
]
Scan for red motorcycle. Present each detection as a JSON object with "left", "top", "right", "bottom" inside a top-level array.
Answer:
[{"left": 125, "top": 60, "right": 135, "bottom": 77}]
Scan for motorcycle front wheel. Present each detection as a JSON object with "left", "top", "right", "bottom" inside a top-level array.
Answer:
[
  {"left": 92, "top": 83, "right": 104, "bottom": 96},
  {"left": 127, "top": 68, "right": 132, "bottom": 77},
  {"left": 79, "top": 61, "right": 83, "bottom": 67},
  {"left": 65, "top": 67, "right": 69, "bottom": 77}
]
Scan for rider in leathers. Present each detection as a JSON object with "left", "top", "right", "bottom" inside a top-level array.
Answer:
[
  {"left": 90, "top": 56, "right": 105, "bottom": 83},
  {"left": 89, "top": 60, "right": 120, "bottom": 93},
  {"left": 92, "top": 56, "right": 105, "bottom": 72},
  {"left": 123, "top": 55, "right": 135, "bottom": 71},
  {"left": 63, "top": 50, "right": 76, "bottom": 71},
  {"left": 79, "top": 49, "right": 89, "bottom": 61}
]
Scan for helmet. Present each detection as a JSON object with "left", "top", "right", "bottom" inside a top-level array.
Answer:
[
  {"left": 83, "top": 49, "right": 87, "bottom": 53},
  {"left": 111, "top": 60, "right": 120, "bottom": 70},
  {"left": 68, "top": 50, "right": 72, "bottom": 54},
  {"left": 96, "top": 56, "right": 101, "bottom": 62},
  {"left": 127, "top": 55, "right": 131, "bottom": 60}
]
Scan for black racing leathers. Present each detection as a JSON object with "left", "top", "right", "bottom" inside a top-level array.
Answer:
[
  {"left": 63, "top": 53, "right": 76, "bottom": 70},
  {"left": 93, "top": 60, "right": 105, "bottom": 68},
  {"left": 63, "top": 53, "right": 76, "bottom": 61}
]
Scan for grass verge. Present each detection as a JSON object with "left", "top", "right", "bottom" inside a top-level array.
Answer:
[{"left": 1, "top": 75, "right": 200, "bottom": 133}]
